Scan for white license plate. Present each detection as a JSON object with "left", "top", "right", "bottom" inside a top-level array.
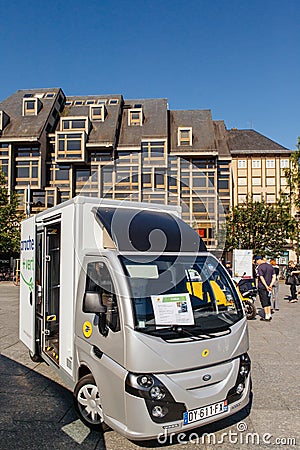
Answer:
[{"left": 183, "top": 400, "right": 228, "bottom": 425}]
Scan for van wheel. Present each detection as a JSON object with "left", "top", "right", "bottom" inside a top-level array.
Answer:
[{"left": 74, "top": 374, "right": 109, "bottom": 431}]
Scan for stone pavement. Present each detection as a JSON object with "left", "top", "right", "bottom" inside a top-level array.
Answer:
[{"left": 0, "top": 282, "right": 299, "bottom": 449}]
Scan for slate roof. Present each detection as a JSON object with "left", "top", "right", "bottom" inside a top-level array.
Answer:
[
  {"left": 118, "top": 98, "right": 168, "bottom": 148},
  {"left": 0, "top": 89, "right": 291, "bottom": 160},
  {"left": 64, "top": 95, "right": 123, "bottom": 147},
  {"left": 0, "top": 88, "right": 62, "bottom": 140},
  {"left": 227, "top": 129, "right": 290, "bottom": 154},
  {"left": 169, "top": 109, "right": 217, "bottom": 154}
]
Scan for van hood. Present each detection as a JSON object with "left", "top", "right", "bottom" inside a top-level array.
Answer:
[{"left": 124, "top": 318, "right": 249, "bottom": 373}]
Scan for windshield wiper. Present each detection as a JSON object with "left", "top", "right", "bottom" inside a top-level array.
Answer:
[{"left": 136, "top": 323, "right": 220, "bottom": 340}]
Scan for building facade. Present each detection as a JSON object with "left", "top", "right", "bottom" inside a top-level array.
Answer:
[{"left": 0, "top": 88, "right": 291, "bottom": 249}]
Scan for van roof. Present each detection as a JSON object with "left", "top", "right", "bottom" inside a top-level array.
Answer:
[{"left": 95, "top": 206, "right": 206, "bottom": 253}]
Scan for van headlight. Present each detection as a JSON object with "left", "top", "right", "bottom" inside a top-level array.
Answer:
[
  {"left": 227, "top": 353, "right": 251, "bottom": 405},
  {"left": 125, "top": 373, "right": 171, "bottom": 401},
  {"left": 125, "top": 372, "right": 186, "bottom": 423},
  {"left": 152, "top": 405, "right": 168, "bottom": 418},
  {"left": 239, "top": 353, "right": 251, "bottom": 378},
  {"left": 137, "top": 375, "right": 154, "bottom": 388},
  {"left": 150, "top": 385, "right": 165, "bottom": 400}
]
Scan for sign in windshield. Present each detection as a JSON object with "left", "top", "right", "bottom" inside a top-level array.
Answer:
[{"left": 119, "top": 255, "right": 243, "bottom": 338}]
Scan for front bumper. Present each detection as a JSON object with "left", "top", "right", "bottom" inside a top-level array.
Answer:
[{"left": 104, "top": 363, "right": 251, "bottom": 441}]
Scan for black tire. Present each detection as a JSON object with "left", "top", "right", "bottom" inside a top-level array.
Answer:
[
  {"left": 243, "top": 300, "right": 257, "bottom": 320},
  {"left": 29, "top": 350, "right": 43, "bottom": 362},
  {"left": 73, "top": 374, "right": 109, "bottom": 431}
]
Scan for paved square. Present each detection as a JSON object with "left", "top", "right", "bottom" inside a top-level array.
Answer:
[{"left": 0, "top": 282, "right": 298, "bottom": 449}]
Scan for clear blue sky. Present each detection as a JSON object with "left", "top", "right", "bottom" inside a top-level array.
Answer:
[{"left": 1, "top": 0, "right": 299, "bottom": 149}]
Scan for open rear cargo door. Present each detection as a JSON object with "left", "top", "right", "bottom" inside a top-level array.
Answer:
[{"left": 19, "top": 216, "right": 36, "bottom": 353}]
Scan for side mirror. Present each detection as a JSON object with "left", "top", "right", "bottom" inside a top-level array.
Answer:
[{"left": 83, "top": 292, "right": 107, "bottom": 314}]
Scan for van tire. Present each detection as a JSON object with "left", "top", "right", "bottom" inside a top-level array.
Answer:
[{"left": 74, "top": 374, "right": 109, "bottom": 431}]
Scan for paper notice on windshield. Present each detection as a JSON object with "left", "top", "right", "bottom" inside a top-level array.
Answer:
[{"left": 151, "top": 293, "right": 194, "bottom": 326}]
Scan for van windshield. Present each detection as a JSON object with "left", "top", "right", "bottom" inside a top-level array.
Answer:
[{"left": 119, "top": 255, "right": 244, "bottom": 339}]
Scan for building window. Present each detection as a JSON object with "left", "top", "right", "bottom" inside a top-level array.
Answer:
[
  {"left": 238, "top": 178, "right": 247, "bottom": 186},
  {"left": 0, "top": 159, "right": 8, "bottom": 176},
  {"left": 109, "top": 99, "right": 119, "bottom": 105},
  {"left": 15, "top": 160, "right": 39, "bottom": 186},
  {"left": 90, "top": 104, "right": 106, "bottom": 121},
  {"left": 238, "top": 194, "right": 247, "bottom": 203},
  {"left": 252, "top": 160, "right": 261, "bottom": 169},
  {"left": 178, "top": 127, "right": 192, "bottom": 146},
  {"left": 128, "top": 108, "right": 143, "bottom": 126},
  {"left": 142, "top": 141, "right": 166, "bottom": 165},
  {"left": 22, "top": 98, "right": 42, "bottom": 116},
  {"left": 218, "top": 177, "right": 229, "bottom": 191},
  {"left": 31, "top": 191, "right": 46, "bottom": 209},
  {"left": 238, "top": 160, "right": 246, "bottom": 169},
  {"left": 193, "top": 158, "right": 215, "bottom": 169},
  {"left": 266, "top": 194, "right": 275, "bottom": 203},
  {"left": 45, "top": 92, "right": 56, "bottom": 99},
  {"left": 280, "top": 159, "right": 289, "bottom": 168},
  {"left": 50, "top": 164, "right": 70, "bottom": 183},
  {"left": 45, "top": 188, "right": 58, "bottom": 208},
  {"left": 266, "top": 177, "right": 275, "bottom": 186},
  {"left": 252, "top": 178, "right": 261, "bottom": 186},
  {"left": 15, "top": 145, "right": 40, "bottom": 157},
  {"left": 75, "top": 168, "right": 92, "bottom": 194},
  {"left": 89, "top": 150, "right": 112, "bottom": 163},
  {"left": 60, "top": 117, "right": 89, "bottom": 132},
  {"left": 0, "top": 110, "right": 10, "bottom": 131},
  {"left": 56, "top": 132, "right": 85, "bottom": 161},
  {"left": 253, "top": 194, "right": 261, "bottom": 202},
  {"left": 266, "top": 159, "right": 275, "bottom": 168}
]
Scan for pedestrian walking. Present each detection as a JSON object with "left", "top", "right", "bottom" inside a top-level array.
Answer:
[
  {"left": 254, "top": 255, "right": 276, "bottom": 322},
  {"left": 285, "top": 260, "right": 300, "bottom": 303},
  {"left": 270, "top": 259, "right": 280, "bottom": 311}
]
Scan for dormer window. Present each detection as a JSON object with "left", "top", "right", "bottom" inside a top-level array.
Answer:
[
  {"left": 90, "top": 104, "right": 106, "bottom": 121},
  {"left": 108, "top": 99, "right": 119, "bottom": 105},
  {"left": 0, "top": 111, "right": 10, "bottom": 132},
  {"left": 60, "top": 116, "right": 90, "bottom": 133},
  {"left": 178, "top": 127, "right": 192, "bottom": 146},
  {"left": 22, "top": 97, "right": 42, "bottom": 116},
  {"left": 128, "top": 108, "right": 143, "bottom": 126}
]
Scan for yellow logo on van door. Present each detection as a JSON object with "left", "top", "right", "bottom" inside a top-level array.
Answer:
[
  {"left": 83, "top": 321, "right": 93, "bottom": 338},
  {"left": 202, "top": 349, "right": 210, "bottom": 358}
]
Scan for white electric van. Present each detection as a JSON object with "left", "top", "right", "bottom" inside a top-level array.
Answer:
[{"left": 19, "top": 196, "right": 251, "bottom": 440}]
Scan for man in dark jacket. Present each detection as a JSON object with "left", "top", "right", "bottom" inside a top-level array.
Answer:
[{"left": 254, "top": 256, "right": 276, "bottom": 322}]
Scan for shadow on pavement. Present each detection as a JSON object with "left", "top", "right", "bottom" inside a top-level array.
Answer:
[{"left": 0, "top": 354, "right": 106, "bottom": 450}]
